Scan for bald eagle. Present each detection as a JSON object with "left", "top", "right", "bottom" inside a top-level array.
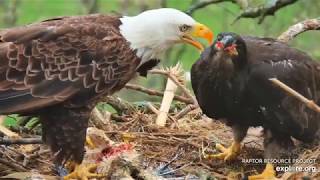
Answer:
[
  {"left": 0, "top": 8, "right": 213, "bottom": 179},
  {"left": 191, "top": 32, "right": 320, "bottom": 179}
]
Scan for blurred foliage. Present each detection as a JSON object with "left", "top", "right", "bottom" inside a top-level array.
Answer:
[
  {"left": 3, "top": 115, "right": 17, "bottom": 126},
  {"left": 0, "top": 0, "right": 319, "bottom": 103}
]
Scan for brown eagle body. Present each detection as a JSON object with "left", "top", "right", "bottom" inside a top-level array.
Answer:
[
  {"left": 191, "top": 32, "right": 320, "bottom": 179},
  {"left": 0, "top": 14, "right": 144, "bottom": 164},
  {"left": 0, "top": 9, "right": 214, "bottom": 178}
]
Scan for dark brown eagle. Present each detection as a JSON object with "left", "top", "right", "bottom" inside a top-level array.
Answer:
[
  {"left": 0, "top": 8, "right": 213, "bottom": 179},
  {"left": 191, "top": 32, "right": 320, "bottom": 179}
]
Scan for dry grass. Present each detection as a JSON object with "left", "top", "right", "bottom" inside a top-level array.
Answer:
[{"left": 0, "top": 105, "right": 318, "bottom": 180}]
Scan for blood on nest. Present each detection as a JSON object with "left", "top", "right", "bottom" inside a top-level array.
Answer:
[{"left": 96, "top": 143, "right": 134, "bottom": 162}]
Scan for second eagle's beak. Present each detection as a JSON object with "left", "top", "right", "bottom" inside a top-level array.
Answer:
[{"left": 181, "top": 23, "right": 213, "bottom": 52}]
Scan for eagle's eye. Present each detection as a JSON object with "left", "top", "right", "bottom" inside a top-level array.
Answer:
[
  {"left": 216, "top": 35, "right": 223, "bottom": 41},
  {"left": 179, "top": 24, "right": 191, "bottom": 32}
]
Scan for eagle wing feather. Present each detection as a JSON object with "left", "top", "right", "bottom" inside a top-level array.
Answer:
[{"left": 0, "top": 14, "right": 140, "bottom": 114}]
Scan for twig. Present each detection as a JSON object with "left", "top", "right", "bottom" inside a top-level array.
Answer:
[
  {"left": 90, "top": 107, "right": 111, "bottom": 130},
  {"left": 111, "top": 114, "right": 130, "bottom": 122},
  {"left": 149, "top": 69, "right": 198, "bottom": 105},
  {"left": 124, "top": 83, "right": 193, "bottom": 104},
  {"left": 104, "top": 131, "right": 200, "bottom": 138},
  {"left": 277, "top": 17, "right": 320, "bottom": 43},
  {"left": 146, "top": 102, "right": 160, "bottom": 115},
  {"left": 186, "top": 0, "right": 298, "bottom": 24},
  {"left": 0, "top": 137, "right": 42, "bottom": 145},
  {"left": 0, "top": 158, "right": 28, "bottom": 171},
  {"left": 269, "top": 78, "right": 320, "bottom": 113},
  {"left": 174, "top": 104, "right": 199, "bottom": 119},
  {"left": 186, "top": 0, "right": 235, "bottom": 15},
  {"left": 234, "top": 0, "right": 298, "bottom": 24},
  {"left": 100, "top": 95, "right": 134, "bottom": 115}
]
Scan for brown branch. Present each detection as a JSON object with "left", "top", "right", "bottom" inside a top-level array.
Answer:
[
  {"left": 124, "top": 83, "right": 193, "bottom": 104},
  {"left": 90, "top": 107, "right": 129, "bottom": 128},
  {"left": 0, "top": 137, "right": 42, "bottom": 145},
  {"left": 0, "top": 158, "right": 28, "bottom": 171},
  {"left": 234, "top": 0, "right": 298, "bottom": 24},
  {"left": 90, "top": 107, "right": 110, "bottom": 130},
  {"left": 174, "top": 104, "right": 199, "bottom": 119},
  {"left": 277, "top": 17, "right": 320, "bottom": 43},
  {"left": 100, "top": 96, "right": 134, "bottom": 115},
  {"left": 185, "top": 0, "right": 298, "bottom": 24},
  {"left": 186, "top": 0, "right": 236, "bottom": 15},
  {"left": 269, "top": 78, "right": 320, "bottom": 113}
]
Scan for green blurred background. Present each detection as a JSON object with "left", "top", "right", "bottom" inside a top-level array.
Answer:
[{"left": 0, "top": 0, "right": 319, "bottom": 103}]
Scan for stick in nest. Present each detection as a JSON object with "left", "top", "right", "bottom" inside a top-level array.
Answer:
[
  {"left": 149, "top": 68, "right": 198, "bottom": 105},
  {"left": 155, "top": 64, "right": 182, "bottom": 126},
  {"left": 125, "top": 83, "right": 193, "bottom": 104},
  {"left": 146, "top": 102, "right": 160, "bottom": 115},
  {"left": 0, "top": 158, "right": 28, "bottom": 171},
  {"left": 0, "top": 137, "right": 42, "bottom": 145},
  {"left": 174, "top": 104, "right": 199, "bottom": 119},
  {"left": 269, "top": 78, "right": 320, "bottom": 113}
]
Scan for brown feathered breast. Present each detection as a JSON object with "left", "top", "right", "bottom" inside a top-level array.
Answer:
[{"left": 0, "top": 14, "right": 141, "bottom": 114}]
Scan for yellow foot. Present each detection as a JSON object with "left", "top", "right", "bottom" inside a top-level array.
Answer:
[
  {"left": 63, "top": 164, "right": 104, "bottom": 180},
  {"left": 248, "top": 163, "right": 277, "bottom": 180},
  {"left": 86, "top": 136, "right": 96, "bottom": 149},
  {"left": 205, "top": 141, "right": 241, "bottom": 161}
]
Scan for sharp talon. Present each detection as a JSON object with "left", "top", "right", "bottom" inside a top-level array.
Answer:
[
  {"left": 204, "top": 141, "right": 241, "bottom": 161},
  {"left": 248, "top": 163, "right": 277, "bottom": 180},
  {"left": 63, "top": 163, "right": 104, "bottom": 180}
]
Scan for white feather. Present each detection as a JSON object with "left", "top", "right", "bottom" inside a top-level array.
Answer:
[{"left": 119, "top": 8, "right": 196, "bottom": 67}]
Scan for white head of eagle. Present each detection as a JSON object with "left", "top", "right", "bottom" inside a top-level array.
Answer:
[{"left": 120, "top": 8, "right": 213, "bottom": 66}]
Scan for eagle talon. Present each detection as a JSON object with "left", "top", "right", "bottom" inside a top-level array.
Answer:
[
  {"left": 248, "top": 163, "right": 277, "bottom": 180},
  {"left": 63, "top": 163, "right": 104, "bottom": 180},
  {"left": 86, "top": 136, "right": 96, "bottom": 149},
  {"left": 205, "top": 141, "right": 241, "bottom": 161}
]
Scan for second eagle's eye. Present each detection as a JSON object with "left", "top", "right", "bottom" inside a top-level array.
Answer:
[{"left": 216, "top": 35, "right": 223, "bottom": 41}]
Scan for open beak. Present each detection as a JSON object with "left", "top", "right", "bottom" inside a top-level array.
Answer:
[
  {"left": 215, "top": 41, "right": 224, "bottom": 51},
  {"left": 181, "top": 23, "right": 213, "bottom": 52}
]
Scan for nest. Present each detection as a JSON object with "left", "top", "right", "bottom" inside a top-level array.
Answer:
[
  {"left": 0, "top": 101, "right": 319, "bottom": 180},
  {"left": 0, "top": 63, "right": 319, "bottom": 180}
]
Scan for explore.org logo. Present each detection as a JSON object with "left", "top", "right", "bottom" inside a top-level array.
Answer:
[
  {"left": 241, "top": 158, "right": 319, "bottom": 173},
  {"left": 275, "top": 165, "right": 318, "bottom": 173}
]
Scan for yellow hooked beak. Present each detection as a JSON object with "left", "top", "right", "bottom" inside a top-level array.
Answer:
[{"left": 181, "top": 23, "right": 213, "bottom": 52}]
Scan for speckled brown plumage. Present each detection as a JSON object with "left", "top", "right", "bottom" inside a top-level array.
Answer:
[{"left": 0, "top": 14, "right": 146, "bottom": 164}]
